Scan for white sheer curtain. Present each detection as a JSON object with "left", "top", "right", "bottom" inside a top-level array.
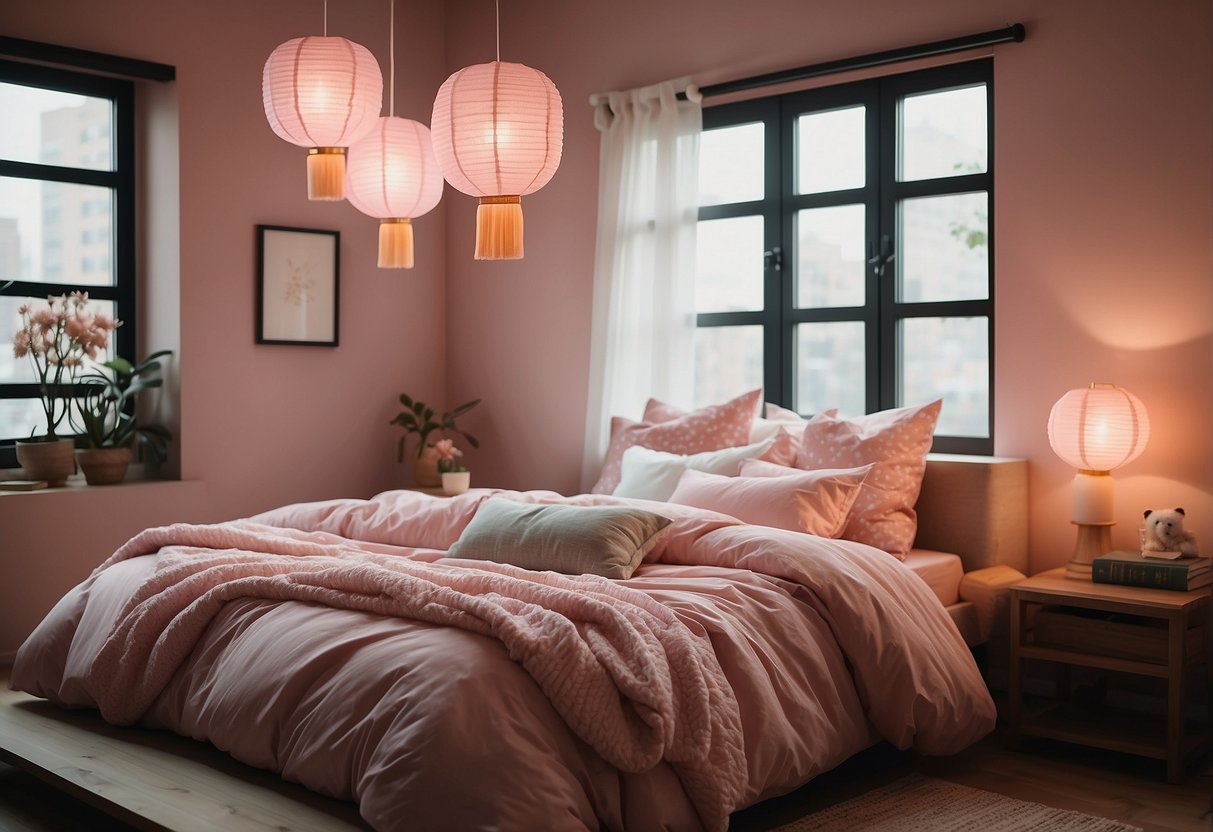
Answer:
[{"left": 580, "top": 79, "right": 703, "bottom": 491}]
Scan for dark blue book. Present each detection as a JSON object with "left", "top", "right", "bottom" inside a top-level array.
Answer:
[{"left": 1092, "top": 550, "right": 1211, "bottom": 591}]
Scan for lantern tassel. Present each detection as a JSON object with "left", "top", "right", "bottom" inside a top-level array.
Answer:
[
  {"left": 475, "top": 196, "right": 523, "bottom": 260},
  {"left": 307, "top": 147, "right": 347, "bottom": 201},
  {"left": 378, "top": 218, "right": 414, "bottom": 269}
]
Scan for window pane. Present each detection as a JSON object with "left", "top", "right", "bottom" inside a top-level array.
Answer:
[
  {"left": 1, "top": 296, "right": 118, "bottom": 384},
  {"left": 0, "top": 177, "right": 114, "bottom": 286},
  {"left": 796, "top": 204, "right": 865, "bottom": 308},
  {"left": 899, "top": 84, "right": 987, "bottom": 181},
  {"left": 898, "top": 192, "right": 988, "bottom": 303},
  {"left": 0, "top": 82, "right": 113, "bottom": 171},
  {"left": 795, "top": 322, "right": 865, "bottom": 417},
  {"left": 694, "top": 326, "right": 762, "bottom": 408},
  {"left": 0, "top": 397, "right": 46, "bottom": 441},
  {"left": 796, "top": 106, "right": 865, "bottom": 194},
  {"left": 900, "top": 316, "right": 988, "bottom": 438},
  {"left": 695, "top": 216, "right": 764, "bottom": 312},
  {"left": 699, "top": 122, "right": 764, "bottom": 206}
]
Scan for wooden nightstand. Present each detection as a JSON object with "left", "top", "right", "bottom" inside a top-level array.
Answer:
[{"left": 1007, "top": 568, "right": 1211, "bottom": 782}]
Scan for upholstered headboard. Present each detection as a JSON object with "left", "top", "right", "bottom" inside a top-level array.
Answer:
[{"left": 914, "top": 454, "right": 1029, "bottom": 574}]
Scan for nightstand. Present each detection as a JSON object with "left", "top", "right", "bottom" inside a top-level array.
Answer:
[{"left": 1007, "top": 568, "right": 1210, "bottom": 782}]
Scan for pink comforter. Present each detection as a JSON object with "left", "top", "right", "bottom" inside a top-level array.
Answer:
[{"left": 12, "top": 488, "right": 996, "bottom": 831}]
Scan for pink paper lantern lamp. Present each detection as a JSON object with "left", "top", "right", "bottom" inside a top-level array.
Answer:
[
  {"left": 345, "top": 117, "right": 443, "bottom": 269},
  {"left": 431, "top": 61, "right": 563, "bottom": 260},
  {"left": 263, "top": 36, "right": 383, "bottom": 201},
  {"left": 1047, "top": 382, "right": 1150, "bottom": 578}
]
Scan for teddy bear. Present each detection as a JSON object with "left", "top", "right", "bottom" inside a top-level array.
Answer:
[{"left": 1141, "top": 507, "right": 1199, "bottom": 555}]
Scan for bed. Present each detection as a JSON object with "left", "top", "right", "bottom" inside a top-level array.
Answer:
[{"left": 7, "top": 394, "right": 1028, "bottom": 831}]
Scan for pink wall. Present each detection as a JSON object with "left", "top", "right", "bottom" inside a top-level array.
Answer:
[
  {"left": 0, "top": 0, "right": 450, "bottom": 658},
  {"left": 1, "top": 0, "right": 1210, "bottom": 657},
  {"left": 443, "top": 0, "right": 1213, "bottom": 573}
]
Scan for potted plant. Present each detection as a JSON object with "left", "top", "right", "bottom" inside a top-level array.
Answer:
[
  {"left": 391, "top": 394, "right": 479, "bottom": 487},
  {"left": 434, "top": 438, "right": 470, "bottom": 495},
  {"left": 72, "top": 350, "right": 173, "bottom": 485},
  {"left": 10, "top": 293, "right": 120, "bottom": 486}
]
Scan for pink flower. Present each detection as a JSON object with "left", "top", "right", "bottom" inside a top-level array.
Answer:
[
  {"left": 12, "top": 330, "right": 30, "bottom": 358},
  {"left": 434, "top": 438, "right": 462, "bottom": 461}
]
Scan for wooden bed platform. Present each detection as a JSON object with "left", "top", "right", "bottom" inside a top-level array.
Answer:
[{"left": 0, "top": 680, "right": 369, "bottom": 831}]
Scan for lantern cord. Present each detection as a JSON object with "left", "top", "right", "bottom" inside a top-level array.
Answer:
[
  {"left": 495, "top": 0, "right": 500, "bottom": 62},
  {"left": 389, "top": 0, "right": 395, "bottom": 116},
  {"left": 323, "top": 0, "right": 328, "bottom": 36}
]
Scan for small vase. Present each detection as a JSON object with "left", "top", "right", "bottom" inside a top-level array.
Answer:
[
  {"left": 412, "top": 444, "right": 442, "bottom": 487},
  {"left": 441, "top": 471, "right": 470, "bottom": 496},
  {"left": 75, "top": 447, "right": 133, "bottom": 485},
  {"left": 15, "top": 438, "right": 76, "bottom": 487}
]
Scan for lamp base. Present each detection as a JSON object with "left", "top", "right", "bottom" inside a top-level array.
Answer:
[{"left": 1065, "top": 520, "right": 1114, "bottom": 580}]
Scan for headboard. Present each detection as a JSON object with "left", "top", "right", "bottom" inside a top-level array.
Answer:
[{"left": 914, "top": 454, "right": 1028, "bottom": 574}]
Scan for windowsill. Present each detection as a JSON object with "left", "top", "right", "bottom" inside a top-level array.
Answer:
[{"left": 0, "top": 465, "right": 196, "bottom": 497}]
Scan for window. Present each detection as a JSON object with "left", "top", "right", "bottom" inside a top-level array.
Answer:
[
  {"left": 0, "top": 58, "right": 135, "bottom": 466},
  {"left": 695, "top": 60, "right": 993, "bottom": 453}
]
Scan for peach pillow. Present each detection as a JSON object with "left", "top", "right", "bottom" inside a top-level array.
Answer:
[
  {"left": 790, "top": 400, "right": 942, "bottom": 557},
  {"left": 591, "top": 389, "right": 761, "bottom": 495},
  {"left": 667, "top": 466, "right": 869, "bottom": 538}
]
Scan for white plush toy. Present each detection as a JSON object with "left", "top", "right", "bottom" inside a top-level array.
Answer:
[{"left": 1141, "top": 508, "right": 1199, "bottom": 555}]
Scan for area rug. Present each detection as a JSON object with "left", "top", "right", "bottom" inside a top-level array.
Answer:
[{"left": 774, "top": 773, "right": 1144, "bottom": 831}]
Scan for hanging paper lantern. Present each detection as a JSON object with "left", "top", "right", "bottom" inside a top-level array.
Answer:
[
  {"left": 345, "top": 117, "right": 443, "bottom": 269},
  {"left": 262, "top": 36, "right": 384, "bottom": 201},
  {"left": 431, "top": 60, "right": 563, "bottom": 260}
]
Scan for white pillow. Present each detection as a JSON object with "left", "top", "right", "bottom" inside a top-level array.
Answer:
[{"left": 612, "top": 437, "right": 775, "bottom": 502}]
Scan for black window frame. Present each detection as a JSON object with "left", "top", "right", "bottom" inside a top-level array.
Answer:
[
  {"left": 698, "top": 58, "right": 994, "bottom": 454},
  {"left": 0, "top": 57, "right": 136, "bottom": 468}
]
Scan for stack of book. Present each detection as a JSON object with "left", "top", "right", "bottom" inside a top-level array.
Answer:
[{"left": 1092, "top": 550, "right": 1211, "bottom": 591}]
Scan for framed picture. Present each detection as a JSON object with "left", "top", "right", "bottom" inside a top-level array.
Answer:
[{"left": 256, "top": 225, "right": 339, "bottom": 346}]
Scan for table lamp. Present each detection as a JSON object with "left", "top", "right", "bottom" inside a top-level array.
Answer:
[{"left": 1047, "top": 383, "right": 1150, "bottom": 579}]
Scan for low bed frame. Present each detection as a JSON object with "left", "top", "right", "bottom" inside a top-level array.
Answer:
[{"left": 0, "top": 454, "right": 1028, "bottom": 831}]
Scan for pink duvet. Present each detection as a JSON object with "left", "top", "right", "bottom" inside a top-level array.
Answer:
[{"left": 12, "top": 488, "right": 995, "bottom": 831}]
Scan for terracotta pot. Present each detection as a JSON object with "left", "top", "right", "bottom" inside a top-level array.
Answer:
[
  {"left": 441, "top": 471, "right": 470, "bottom": 496},
  {"left": 75, "top": 446, "right": 133, "bottom": 485},
  {"left": 15, "top": 438, "right": 76, "bottom": 487},
  {"left": 412, "top": 443, "right": 442, "bottom": 487}
]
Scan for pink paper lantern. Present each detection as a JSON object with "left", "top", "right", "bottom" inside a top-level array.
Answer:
[
  {"left": 263, "top": 36, "right": 383, "bottom": 201},
  {"left": 345, "top": 117, "right": 443, "bottom": 269},
  {"left": 431, "top": 60, "right": 563, "bottom": 260},
  {"left": 1048, "top": 383, "right": 1150, "bottom": 472}
]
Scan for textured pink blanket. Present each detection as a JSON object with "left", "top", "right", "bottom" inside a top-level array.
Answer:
[{"left": 87, "top": 521, "right": 745, "bottom": 829}]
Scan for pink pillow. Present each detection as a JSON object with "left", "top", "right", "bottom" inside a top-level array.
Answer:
[
  {"left": 667, "top": 467, "right": 869, "bottom": 538},
  {"left": 789, "top": 401, "right": 942, "bottom": 557},
  {"left": 642, "top": 397, "right": 817, "bottom": 467},
  {"left": 591, "top": 389, "right": 761, "bottom": 494}
]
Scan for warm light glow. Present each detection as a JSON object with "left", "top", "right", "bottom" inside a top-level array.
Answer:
[
  {"left": 345, "top": 117, "right": 443, "bottom": 269},
  {"left": 1047, "top": 383, "right": 1150, "bottom": 472},
  {"left": 262, "top": 36, "right": 383, "bottom": 201},
  {"left": 431, "top": 60, "right": 563, "bottom": 260}
]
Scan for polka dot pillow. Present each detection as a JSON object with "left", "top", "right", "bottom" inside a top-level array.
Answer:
[
  {"left": 794, "top": 400, "right": 942, "bottom": 558},
  {"left": 591, "top": 389, "right": 761, "bottom": 494},
  {"left": 643, "top": 397, "right": 815, "bottom": 467}
]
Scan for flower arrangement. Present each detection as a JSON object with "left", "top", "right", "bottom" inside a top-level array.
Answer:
[
  {"left": 391, "top": 394, "right": 480, "bottom": 462},
  {"left": 434, "top": 438, "right": 467, "bottom": 473},
  {"left": 12, "top": 293, "right": 120, "bottom": 442}
]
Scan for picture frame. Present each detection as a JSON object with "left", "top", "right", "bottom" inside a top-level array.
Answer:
[{"left": 256, "top": 225, "right": 339, "bottom": 346}]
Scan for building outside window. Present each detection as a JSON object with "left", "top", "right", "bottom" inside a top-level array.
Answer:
[
  {"left": 0, "top": 58, "right": 135, "bottom": 467},
  {"left": 694, "top": 59, "right": 993, "bottom": 454}
]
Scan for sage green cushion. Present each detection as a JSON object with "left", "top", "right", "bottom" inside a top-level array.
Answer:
[{"left": 446, "top": 499, "right": 672, "bottom": 579}]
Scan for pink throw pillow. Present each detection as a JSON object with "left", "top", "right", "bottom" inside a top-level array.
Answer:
[
  {"left": 789, "top": 401, "right": 942, "bottom": 557},
  {"left": 591, "top": 389, "right": 761, "bottom": 494},
  {"left": 642, "top": 397, "right": 818, "bottom": 467},
  {"left": 667, "top": 467, "right": 869, "bottom": 538}
]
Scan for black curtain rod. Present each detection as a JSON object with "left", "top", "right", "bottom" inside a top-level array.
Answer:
[
  {"left": 688, "top": 23, "right": 1024, "bottom": 100},
  {"left": 0, "top": 35, "right": 175, "bottom": 82}
]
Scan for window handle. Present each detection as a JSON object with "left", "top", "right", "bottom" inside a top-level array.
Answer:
[
  {"left": 869, "top": 235, "right": 895, "bottom": 277},
  {"left": 763, "top": 246, "right": 783, "bottom": 272}
]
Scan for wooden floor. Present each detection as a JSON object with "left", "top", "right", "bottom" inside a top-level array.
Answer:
[{"left": 1, "top": 679, "right": 1210, "bottom": 832}]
